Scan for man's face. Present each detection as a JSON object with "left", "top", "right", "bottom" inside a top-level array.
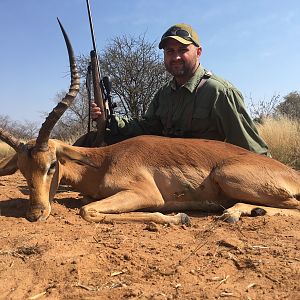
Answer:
[{"left": 163, "top": 38, "right": 202, "bottom": 84}]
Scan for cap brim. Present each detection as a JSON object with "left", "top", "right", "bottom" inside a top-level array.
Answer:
[{"left": 159, "top": 36, "right": 192, "bottom": 49}]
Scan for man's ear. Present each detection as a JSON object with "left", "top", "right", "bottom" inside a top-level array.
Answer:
[
  {"left": 0, "top": 154, "right": 19, "bottom": 176},
  {"left": 197, "top": 46, "right": 202, "bottom": 57}
]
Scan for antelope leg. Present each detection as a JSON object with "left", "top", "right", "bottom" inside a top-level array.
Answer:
[
  {"left": 220, "top": 202, "right": 300, "bottom": 223},
  {"left": 80, "top": 190, "right": 190, "bottom": 225}
]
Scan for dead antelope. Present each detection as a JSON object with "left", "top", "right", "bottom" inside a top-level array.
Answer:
[{"left": 1, "top": 22, "right": 299, "bottom": 225}]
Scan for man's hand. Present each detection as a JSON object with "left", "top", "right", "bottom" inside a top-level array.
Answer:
[{"left": 91, "top": 102, "right": 102, "bottom": 120}]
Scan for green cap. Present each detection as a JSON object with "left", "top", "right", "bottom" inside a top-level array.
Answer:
[{"left": 159, "top": 23, "right": 200, "bottom": 49}]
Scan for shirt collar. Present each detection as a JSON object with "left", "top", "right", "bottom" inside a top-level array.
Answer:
[{"left": 170, "top": 65, "right": 205, "bottom": 93}]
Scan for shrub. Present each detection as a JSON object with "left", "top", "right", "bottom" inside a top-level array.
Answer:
[{"left": 257, "top": 116, "right": 300, "bottom": 170}]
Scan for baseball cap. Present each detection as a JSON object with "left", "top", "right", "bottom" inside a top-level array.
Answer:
[{"left": 159, "top": 23, "right": 200, "bottom": 49}]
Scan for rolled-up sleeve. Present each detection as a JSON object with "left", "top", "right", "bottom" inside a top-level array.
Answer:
[
  {"left": 214, "top": 88, "right": 269, "bottom": 155},
  {"left": 109, "top": 91, "right": 163, "bottom": 139}
]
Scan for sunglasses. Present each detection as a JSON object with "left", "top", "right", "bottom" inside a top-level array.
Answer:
[{"left": 162, "top": 28, "right": 199, "bottom": 47}]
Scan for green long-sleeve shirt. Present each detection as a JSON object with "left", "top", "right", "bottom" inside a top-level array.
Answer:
[{"left": 108, "top": 65, "right": 269, "bottom": 155}]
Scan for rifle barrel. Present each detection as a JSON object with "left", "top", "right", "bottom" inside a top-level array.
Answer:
[{"left": 86, "top": 0, "right": 97, "bottom": 53}]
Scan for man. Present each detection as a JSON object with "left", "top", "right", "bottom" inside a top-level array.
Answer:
[{"left": 78, "top": 23, "right": 269, "bottom": 155}]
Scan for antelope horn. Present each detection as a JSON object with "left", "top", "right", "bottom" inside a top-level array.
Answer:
[
  {"left": 35, "top": 18, "right": 80, "bottom": 151},
  {"left": 0, "top": 128, "right": 22, "bottom": 152}
]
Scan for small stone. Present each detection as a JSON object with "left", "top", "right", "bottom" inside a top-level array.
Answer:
[
  {"left": 144, "top": 222, "right": 159, "bottom": 232},
  {"left": 123, "top": 253, "right": 131, "bottom": 261}
]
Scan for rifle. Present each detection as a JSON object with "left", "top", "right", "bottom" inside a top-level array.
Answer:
[{"left": 85, "top": 0, "right": 113, "bottom": 146}]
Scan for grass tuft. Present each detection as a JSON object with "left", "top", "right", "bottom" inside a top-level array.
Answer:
[
  {"left": 257, "top": 116, "right": 300, "bottom": 170},
  {"left": 0, "top": 141, "right": 15, "bottom": 158}
]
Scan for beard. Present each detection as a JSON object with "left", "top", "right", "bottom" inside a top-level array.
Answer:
[
  {"left": 165, "top": 59, "right": 198, "bottom": 78},
  {"left": 166, "top": 62, "right": 185, "bottom": 76}
]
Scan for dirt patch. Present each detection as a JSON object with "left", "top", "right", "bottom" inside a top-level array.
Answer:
[{"left": 0, "top": 172, "right": 299, "bottom": 299}]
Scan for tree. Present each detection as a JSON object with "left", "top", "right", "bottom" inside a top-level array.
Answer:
[
  {"left": 0, "top": 114, "right": 38, "bottom": 140},
  {"left": 246, "top": 93, "right": 281, "bottom": 123},
  {"left": 247, "top": 91, "right": 300, "bottom": 123},
  {"left": 275, "top": 91, "right": 300, "bottom": 120},
  {"left": 77, "top": 33, "right": 170, "bottom": 119},
  {"left": 0, "top": 115, "right": 10, "bottom": 130},
  {"left": 51, "top": 33, "right": 169, "bottom": 141},
  {"left": 49, "top": 88, "right": 90, "bottom": 142}
]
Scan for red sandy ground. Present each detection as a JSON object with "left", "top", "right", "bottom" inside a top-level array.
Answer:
[{"left": 0, "top": 172, "right": 299, "bottom": 300}]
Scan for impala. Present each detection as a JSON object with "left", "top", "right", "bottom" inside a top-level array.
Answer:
[{"left": 1, "top": 22, "right": 299, "bottom": 225}]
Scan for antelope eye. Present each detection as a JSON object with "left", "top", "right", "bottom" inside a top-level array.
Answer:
[{"left": 47, "top": 161, "right": 57, "bottom": 175}]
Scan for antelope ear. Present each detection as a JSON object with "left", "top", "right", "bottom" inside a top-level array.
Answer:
[
  {"left": 56, "top": 144, "right": 98, "bottom": 168},
  {"left": 0, "top": 154, "right": 19, "bottom": 176}
]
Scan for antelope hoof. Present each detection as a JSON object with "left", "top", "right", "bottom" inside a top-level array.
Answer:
[
  {"left": 220, "top": 209, "right": 241, "bottom": 223},
  {"left": 26, "top": 204, "right": 51, "bottom": 222},
  {"left": 251, "top": 207, "right": 267, "bottom": 217},
  {"left": 180, "top": 213, "right": 191, "bottom": 226},
  {"left": 80, "top": 207, "right": 99, "bottom": 222}
]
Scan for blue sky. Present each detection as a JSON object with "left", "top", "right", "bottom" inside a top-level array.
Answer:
[{"left": 1, "top": 0, "right": 299, "bottom": 122}]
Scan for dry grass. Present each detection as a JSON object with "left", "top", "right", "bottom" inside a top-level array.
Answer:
[
  {"left": 257, "top": 116, "right": 300, "bottom": 170},
  {"left": 0, "top": 141, "right": 15, "bottom": 158}
]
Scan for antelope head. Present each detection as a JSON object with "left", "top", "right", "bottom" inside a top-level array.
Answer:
[{"left": 0, "top": 19, "right": 80, "bottom": 221}]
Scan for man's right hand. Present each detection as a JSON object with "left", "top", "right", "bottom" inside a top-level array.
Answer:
[{"left": 91, "top": 102, "right": 102, "bottom": 120}]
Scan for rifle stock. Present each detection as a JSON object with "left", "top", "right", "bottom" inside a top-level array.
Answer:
[
  {"left": 90, "top": 50, "right": 107, "bottom": 146},
  {"left": 86, "top": 0, "right": 110, "bottom": 146}
]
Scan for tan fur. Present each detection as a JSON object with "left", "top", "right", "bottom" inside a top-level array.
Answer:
[{"left": 1, "top": 136, "right": 299, "bottom": 224}]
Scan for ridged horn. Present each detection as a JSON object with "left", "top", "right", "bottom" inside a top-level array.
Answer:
[
  {"left": 0, "top": 128, "right": 22, "bottom": 152},
  {"left": 35, "top": 18, "right": 80, "bottom": 151}
]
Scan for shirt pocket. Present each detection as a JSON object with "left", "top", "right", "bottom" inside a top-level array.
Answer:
[
  {"left": 155, "top": 99, "right": 173, "bottom": 129},
  {"left": 190, "top": 107, "right": 211, "bottom": 134}
]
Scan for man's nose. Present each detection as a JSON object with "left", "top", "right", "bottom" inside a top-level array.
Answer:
[{"left": 171, "top": 51, "right": 182, "bottom": 60}]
